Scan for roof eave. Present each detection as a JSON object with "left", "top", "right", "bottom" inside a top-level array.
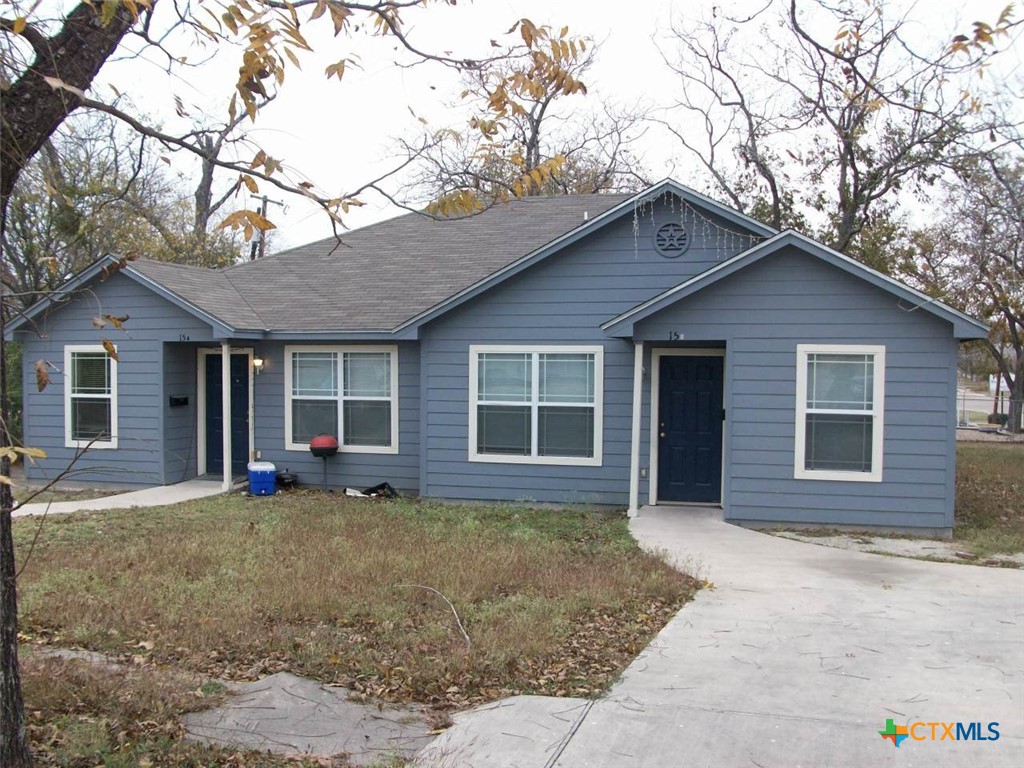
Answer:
[
  {"left": 263, "top": 329, "right": 413, "bottom": 341},
  {"left": 2, "top": 256, "right": 253, "bottom": 341},
  {"left": 951, "top": 321, "right": 990, "bottom": 340},
  {"left": 124, "top": 265, "right": 236, "bottom": 336},
  {"left": 5, "top": 256, "right": 123, "bottom": 339}
]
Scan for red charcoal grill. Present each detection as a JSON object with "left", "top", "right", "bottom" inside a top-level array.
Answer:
[{"left": 309, "top": 434, "right": 339, "bottom": 491}]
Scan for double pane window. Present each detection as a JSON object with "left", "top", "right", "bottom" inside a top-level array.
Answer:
[
  {"left": 472, "top": 348, "right": 601, "bottom": 464},
  {"left": 288, "top": 348, "right": 396, "bottom": 450},
  {"left": 796, "top": 346, "right": 884, "bottom": 481},
  {"left": 65, "top": 347, "right": 117, "bottom": 448}
]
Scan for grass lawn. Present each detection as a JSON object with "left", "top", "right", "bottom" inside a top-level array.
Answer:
[
  {"left": 15, "top": 493, "right": 695, "bottom": 765},
  {"left": 956, "top": 443, "right": 1024, "bottom": 557}
]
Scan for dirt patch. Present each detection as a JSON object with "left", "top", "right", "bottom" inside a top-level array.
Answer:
[
  {"left": 21, "top": 649, "right": 449, "bottom": 765},
  {"left": 184, "top": 672, "right": 436, "bottom": 765}
]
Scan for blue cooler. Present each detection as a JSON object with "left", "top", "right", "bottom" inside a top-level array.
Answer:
[{"left": 247, "top": 461, "right": 277, "bottom": 496}]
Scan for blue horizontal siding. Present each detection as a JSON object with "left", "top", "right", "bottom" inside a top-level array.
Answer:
[
  {"left": 635, "top": 246, "right": 957, "bottom": 530},
  {"left": 17, "top": 196, "right": 962, "bottom": 535},
  {"left": 17, "top": 272, "right": 216, "bottom": 486},
  {"left": 163, "top": 343, "right": 198, "bottom": 484},
  {"left": 419, "top": 205, "right": 960, "bottom": 531},
  {"left": 421, "top": 198, "right": 758, "bottom": 507}
]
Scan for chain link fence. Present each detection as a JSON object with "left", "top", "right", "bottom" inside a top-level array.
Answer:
[{"left": 958, "top": 390, "right": 1024, "bottom": 432}]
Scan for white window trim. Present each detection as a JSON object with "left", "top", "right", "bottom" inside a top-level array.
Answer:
[
  {"left": 64, "top": 344, "right": 118, "bottom": 450},
  {"left": 284, "top": 345, "right": 399, "bottom": 454},
  {"left": 468, "top": 345, "right": 604, "bottom": 467},
  {"left": 794, "top": 344, "right": 885, "bottom": 482}
]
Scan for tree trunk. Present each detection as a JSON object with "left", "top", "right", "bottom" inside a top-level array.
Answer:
[
  {"left": 1008, "top": 359, "right": 1024, "bottom": 434},
  {"left": 0, "top": 473, "right": 27, "bottom": 767},
  {"left": 0, "top": 4, "right": 142, "bottom": 760},
  {"left": 0, "top": 2, "right": 140, "bottom": 219},
  {"left": 0, "top": 220, "right": 30, "bottom": 766}
]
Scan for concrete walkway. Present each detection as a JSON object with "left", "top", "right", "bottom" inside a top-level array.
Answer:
[
  {"left": 12, "top": 478, "right": 225, "bottom": 518},
  {"left": 420, "top": 507, "right": 1024, "bottom": 767}
]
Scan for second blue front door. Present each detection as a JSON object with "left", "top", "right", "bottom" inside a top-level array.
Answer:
[{"left": 205, "top": 352, "right": 250, "bottom": 476}]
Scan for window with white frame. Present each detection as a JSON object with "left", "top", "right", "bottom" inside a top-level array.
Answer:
[
  {"left": 285, "top": 346, "right": 398, "bottom": 452},
  {"left": 469, "top": 346, "right": 603, "bottom": 466},
  {"left": 64, "top": 345, "right": 117, "bottom": 449},
  {"left": 795, "top": 344, "right": 885, "bottom": 482}
]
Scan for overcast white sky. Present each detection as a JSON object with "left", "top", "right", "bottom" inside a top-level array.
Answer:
[{"left": 96, "top": 0, "right": 1022, "bottom": 249}]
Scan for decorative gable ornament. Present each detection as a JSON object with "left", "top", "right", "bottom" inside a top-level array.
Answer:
[{"left": 654, "top": 222, "right": 690, "bottom": 258}]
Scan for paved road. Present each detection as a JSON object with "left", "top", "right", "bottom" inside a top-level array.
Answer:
[{"left": 421, "top": 508, "right": 1024, "bottom": 767}]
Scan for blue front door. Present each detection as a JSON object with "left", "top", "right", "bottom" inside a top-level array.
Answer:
[
  {"left": 658, "top": 355, "right": 724, "bottom": 503},
  {"left": 205, "top": 353, "right": 250, "bottom": 475}
]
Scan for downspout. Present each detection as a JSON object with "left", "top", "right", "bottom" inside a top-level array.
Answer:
[
  {"left": 221, "top": 340, "right": 232, "bottom": 492},
  {"left": 628, "top": 341, "right": 643, "bottom": 518}
]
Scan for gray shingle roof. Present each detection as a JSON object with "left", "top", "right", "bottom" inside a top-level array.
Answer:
[
  {"left": 131, "top": 194, "right": 632, "bottom": 332},
  {"left": 129, "top": 259, "right": 268, "bottom": 330}
]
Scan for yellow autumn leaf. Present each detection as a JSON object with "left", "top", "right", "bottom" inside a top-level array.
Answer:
[
  {"left": 34, "top": 360, "right": 50, "bottom": 392},
  {"left": 101, "top": 339, "right": 119, "bottom": 362},
  {"left": 247, "top": 210, "right": 276, "bottom": 231}
]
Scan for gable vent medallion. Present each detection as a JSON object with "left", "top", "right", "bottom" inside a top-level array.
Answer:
[{"left": 654, "top": 222, "right": 690, "bottom": 258}]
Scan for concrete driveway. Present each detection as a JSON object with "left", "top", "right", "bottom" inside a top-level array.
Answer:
[{"left": 420, "top": 508, "right": 1024, "bottom": 767}]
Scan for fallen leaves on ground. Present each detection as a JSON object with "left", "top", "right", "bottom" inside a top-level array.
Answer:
[{"left": 26, "top": 596, "right": 689, "bottom": 712}]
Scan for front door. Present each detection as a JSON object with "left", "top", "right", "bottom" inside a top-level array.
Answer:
[
  {"left": 657, "top": 355, "right": 724, "bottom": 503},
  {"left": 205, "top": 353, "right": 250, "bottom": 475}
]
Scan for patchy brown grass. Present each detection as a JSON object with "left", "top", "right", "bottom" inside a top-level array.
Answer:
[
  {"left": 15, "top": 494, "right": 695, "bottom": 710},
  {"left": 956, "top": 443, "right": 1024, "bottom": 556},
  {"left": 22, "top": 654, "right": 331, "bottom": 767},
  {"left": 15, "top": 487, "right": 124, "bottom": 505}
]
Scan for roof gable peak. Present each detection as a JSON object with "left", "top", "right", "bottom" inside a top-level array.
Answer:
[{"left": 602, "top": 228, "right": 987, "bottom": 339}]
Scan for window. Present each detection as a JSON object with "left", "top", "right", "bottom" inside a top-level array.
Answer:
[
  {"left": 285, "top": 346, "right": 398, "bottom": 452},
  {"left": 469, "top": 346, "right": 603, "bottom": 466},
  {"left": 64, "top": 345, "right": 117, "bottom": 449},
  {"left": 795, "top": 345, "right": 884, "bottom": 482}
]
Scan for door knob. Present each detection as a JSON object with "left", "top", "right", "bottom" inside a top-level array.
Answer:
[{"left": 660, "top": 432, "right": 666, "bottom": 438}]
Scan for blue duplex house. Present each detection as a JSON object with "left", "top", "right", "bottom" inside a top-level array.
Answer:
[{"left": 9, "top": 180, "right": 987, "bottom": 535}]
